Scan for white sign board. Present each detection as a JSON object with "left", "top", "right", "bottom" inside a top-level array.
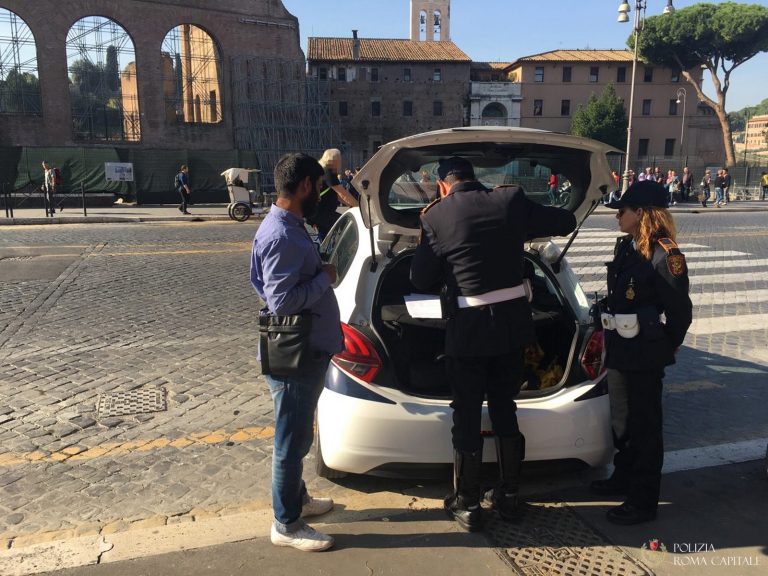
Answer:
[{"left": 105, "top": 162, "right": 134, "bottom": 182}]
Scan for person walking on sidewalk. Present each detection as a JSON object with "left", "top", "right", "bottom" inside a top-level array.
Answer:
[
  {"left": 410, "top": 157, "right": 576, "bottom": 531},
  {"left": 700, "top": 169, "right": 711, "bottom": 208},
  {"left": 175, "top": 165, "right": 192, "bottom": 214},
  {"left": 681, "top": 166, "right": 693, "bottom": 202},
  {"left": 593, "top": 180, "right": 692, "bottom": 525},
  {"left": 722, "top": 167, "right": 732, "bottom": 205},
  {"left": 42, "top": 161, "right": 59, "bottom": 215},
  {"left": 760, "top": 171, "right": 768, "bottom": 201},
  {"left": 715, "top": 169, "right": 726, "bottom": 207},
  {"left": 250, "top": 153, "right": 342, "bottom": 552}
]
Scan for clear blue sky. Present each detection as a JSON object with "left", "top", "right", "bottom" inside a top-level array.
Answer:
[{"left": 282, "top": 0, "right": 768, "bottom": 112}]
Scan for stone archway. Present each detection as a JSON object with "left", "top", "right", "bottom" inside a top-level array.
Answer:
[
  {"left": 66, "top": 15, "right": 140, "bottom": 141},
  {"left": 482, "top": 102, "right": 507, "bottom": 126},
  {"left": 0, "top": 7, "right": 41, "bottom": 114}
]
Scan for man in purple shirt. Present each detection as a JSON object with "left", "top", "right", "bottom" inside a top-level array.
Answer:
[{"left": 250, "top": 153, "right": 343, "bottom": 552}]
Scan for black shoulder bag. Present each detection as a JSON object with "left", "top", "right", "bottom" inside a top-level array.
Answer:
[{"left": 258, "top": 310, "right": 313, "bottom": 376}]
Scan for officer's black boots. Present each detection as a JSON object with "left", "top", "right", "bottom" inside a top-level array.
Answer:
[
  {"left": 486, "top": 434, "right": 525, "bottom": 521},
  {"left": 444, "top": 448, "right": 484, "bottom": 532}
]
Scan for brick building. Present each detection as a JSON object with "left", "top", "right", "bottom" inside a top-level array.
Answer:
[
  {"left": 505, "top": 50, "right": 726, "bottom": 166},
  {"left": 0, "top": 0, "right": 303, "bottom": 150},
  {"left": 307, "top": 33, "right": 471, "bottom": 166}
]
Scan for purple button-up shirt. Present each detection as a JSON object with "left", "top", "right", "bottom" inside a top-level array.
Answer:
[{"left": 250, "top": 205, "right": 343, "bottom": 356}]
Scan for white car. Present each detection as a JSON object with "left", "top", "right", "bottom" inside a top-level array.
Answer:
[{"left": 316, "top": 127, "right": 618, "bottom": 478}]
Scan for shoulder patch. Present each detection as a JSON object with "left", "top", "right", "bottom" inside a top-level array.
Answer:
[
  {"left": 657, "top": 237, "right": 679, "bottom": 252},
  {"left": 421, "top": 197, "right": 441, "bottom": 215},
  {"left": 657, "top": 238, "right": 686, "bottom": 276},
  {"left": 666, "top": 253, "right": 687, "bottom": 277}
]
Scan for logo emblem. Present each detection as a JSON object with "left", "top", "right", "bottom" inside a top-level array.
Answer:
[
  {"left": 625, "top": 285, "right": 635, "bottom": 300},
  {"left": 640, "top": 538, "right": 667, "bottom": 567},
  {"left": 667, "top": 254, "right": 687, "bottom": 277}
]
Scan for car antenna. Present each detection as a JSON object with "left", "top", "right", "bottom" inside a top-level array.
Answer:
[{"left": 552, "top": 198, "right": 599, "bottom": 274}]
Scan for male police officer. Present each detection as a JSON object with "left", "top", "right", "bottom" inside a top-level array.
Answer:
[{"left": 410, "top": 157, "right": 576, "bottom": 531}]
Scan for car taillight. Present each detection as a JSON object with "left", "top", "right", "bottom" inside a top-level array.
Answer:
[
  {"left": 581, "top": 329, "right": 605, "bottom": 380},
  {"left": 332, "top": 323, "right": 382, "bottom": 383}
]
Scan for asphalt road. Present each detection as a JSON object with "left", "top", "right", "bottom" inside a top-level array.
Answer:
[{"left": 0, "top": 212, "right": 767, "bottom": 573}]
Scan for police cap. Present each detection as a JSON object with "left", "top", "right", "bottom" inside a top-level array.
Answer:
[
  {"left": 605, "top": 180, "right": 668, "bottom": 209},
  {"left": 437, "top": 156, "right": 475, "bottom": 181}
]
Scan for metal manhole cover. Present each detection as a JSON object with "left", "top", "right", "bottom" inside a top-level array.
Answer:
[
  {"left": 486, "top": 502, "right": 653, "bottom": 576},
  {"left": 97, "top": 388, "right": 167, "bottom": 418}
]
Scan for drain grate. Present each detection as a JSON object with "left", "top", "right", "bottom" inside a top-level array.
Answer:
[
  {"left": 1, "top": 256, "right": 36, "bottom": 261},
  {"left": 486, "top": 502, "right": 652, "bottom": 576},
  {"left": 97, "top": 388, "right": 167, "bottom": 418}
]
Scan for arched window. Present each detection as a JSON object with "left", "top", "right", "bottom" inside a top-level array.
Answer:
[
  {"left": 433, "top": 11, "right": 442, "bottom": 41},
  {"left": 66, "top": 16, "right": 140, "bottom": 141},
  {"left": 419, "top": 10, "right": 427, "bottom": 41},
  {"left": 0, "top": 8, "right": 41, "bottom": 115},
  {"left": 161, "top": 24, "right": 223, "bottom": 124},
  {"left": 482, "top": 102, "right": 507, "bottom": 126}
]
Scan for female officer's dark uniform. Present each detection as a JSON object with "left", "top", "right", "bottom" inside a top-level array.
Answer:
[
  {"left": 410, "top": 157, "right": 576, "bottom": 530},
  {"left": 597, "top": 181, "right": 692, "bottom": 525}
]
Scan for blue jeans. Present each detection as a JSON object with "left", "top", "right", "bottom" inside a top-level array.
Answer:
[
  {"left": 266, "top": 360, "right": 328, "bottom": 532},
  {"left": 715, "top": 187, "right": 724, "bottom": 204}
]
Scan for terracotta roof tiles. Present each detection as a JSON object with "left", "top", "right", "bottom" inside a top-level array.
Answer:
[
  {"left": 514, "top": 49, "right": 634, "bottom": 64},
  {"left": 308, "top": 37, "right": 471, "bottom": 62}
]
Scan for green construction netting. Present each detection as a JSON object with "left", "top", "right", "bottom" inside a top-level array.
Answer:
[{"left": 0, "top": 147, "right": 261, "bottom": 204}]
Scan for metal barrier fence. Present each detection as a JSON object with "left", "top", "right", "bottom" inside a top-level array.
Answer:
[{"left": 0, "top": 146, "right": 263, "bottom": 204}]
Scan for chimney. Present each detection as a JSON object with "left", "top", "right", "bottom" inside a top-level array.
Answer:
[{"left": 352, "top": 29, "right": 360, "bottom": 60}]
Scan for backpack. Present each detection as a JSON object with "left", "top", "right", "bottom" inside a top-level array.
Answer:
[
  {"left": 53, "top": 167, "right": 62, "bottom": 187},
  {"left": 174, "top": 173, "right": 182, "bottom": 190}
]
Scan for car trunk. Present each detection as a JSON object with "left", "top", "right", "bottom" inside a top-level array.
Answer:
[{"left": 371, "top": 250, "right": 578, "bottom": 399}]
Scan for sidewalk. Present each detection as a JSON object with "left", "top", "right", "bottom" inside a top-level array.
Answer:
[
  {"left": 2, "top": 458, "right": 764, "bottom": 576},
  {"left": 0, "top": 203, "right": 264, "bottom": 226},
  {"left": 2, "top": 199, "right": 768, "bottom": 226}
]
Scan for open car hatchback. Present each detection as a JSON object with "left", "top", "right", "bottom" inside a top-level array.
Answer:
[{"left": 315, "top": 127, "right": 619, "bottom": 478}]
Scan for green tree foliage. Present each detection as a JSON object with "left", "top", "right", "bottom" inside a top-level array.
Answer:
[
  {"left": 570, "top": 84, "right": 627, "bottom": 150},
  {"left": 105, "top": 45, "right": 120, "bottom": 92},
  {"left": 633, "top": 2, "right": 768, "bottom": 166},
  {"left": 728, "top": 98, "right": 768, "bottom": 132},
  {"left": 0, "top": 67, "right": 41, "bottom": 114},
  {"left": 68, "top": 46, "right": 126, "bottom": 140}
]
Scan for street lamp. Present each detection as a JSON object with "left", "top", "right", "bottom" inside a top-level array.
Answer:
[
  {"left": 676, "top": 87, "right": 687, "bottom": 159},
  {"left": 617, "top": 0, "right": 676, "bottom": 192}
]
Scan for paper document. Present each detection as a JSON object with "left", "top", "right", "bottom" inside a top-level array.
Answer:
[{"left": 403, "top": 294, "right": 443, "bottom": 319}]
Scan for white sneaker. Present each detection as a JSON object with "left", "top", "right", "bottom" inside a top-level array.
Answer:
[
  {"left": 270, "top": 523, "right": 334, "bottom": 552},
  {"left": 301, "top": 496, "right": 334, "bottom": 518}
]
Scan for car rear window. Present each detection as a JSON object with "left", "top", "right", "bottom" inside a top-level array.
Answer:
[{"left": 384, "top": 144, "right": 592, "bottom": 214}]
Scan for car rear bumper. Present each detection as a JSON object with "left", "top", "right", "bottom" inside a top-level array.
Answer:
[{"left": 317, "top": 368, "right": 613, "bottom": 474}]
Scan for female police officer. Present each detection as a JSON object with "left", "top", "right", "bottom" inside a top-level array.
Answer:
[{"left": 592, "top": 180, "right": 692, "bottom": 525}]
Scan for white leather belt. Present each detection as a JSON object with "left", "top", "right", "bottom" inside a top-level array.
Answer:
[
  {"left": 601, "top": 312, "right": 640, "bottom": 338},
  {"left": 457, "top": 283, "right": 528, "bottom": 309}
]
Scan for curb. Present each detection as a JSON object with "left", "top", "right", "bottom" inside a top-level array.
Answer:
[
  {"left": 0, "top": 215, "right": 248, "bottom": 226},
  {"left": 0, "top": 492, "right": 443, "bottom": 576}
]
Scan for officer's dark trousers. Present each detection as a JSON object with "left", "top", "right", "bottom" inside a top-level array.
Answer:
[
  {"left": 446, "top": 348, "right": 524, "bottom": 453},
  {"left": 609, "top": 368, "right": 664, "bottom": 511}
]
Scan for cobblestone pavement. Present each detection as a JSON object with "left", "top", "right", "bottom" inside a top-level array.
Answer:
[{"left": 0, "top": 213, "right": 766, "bottom": 546}]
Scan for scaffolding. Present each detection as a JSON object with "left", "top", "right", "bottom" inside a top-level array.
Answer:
[{"left": 231, "top": 57, "right": 336, "bottom": 191}]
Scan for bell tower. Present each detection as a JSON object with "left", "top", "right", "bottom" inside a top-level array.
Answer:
[{"left": 410, "top": 0, "right": 450, "bottom": 42}]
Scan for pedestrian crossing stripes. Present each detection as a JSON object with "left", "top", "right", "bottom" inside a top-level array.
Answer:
[
  {"left": 565, "top": 250, "right": 752, "bottom": 263},
  {"left": 556, "top": 228, "right": 768, "bottom": 336}
]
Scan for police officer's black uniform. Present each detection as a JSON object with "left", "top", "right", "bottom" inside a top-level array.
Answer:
[
  {"left": 596, "top": 181, "right": 692, "bottom": 525},
  {"left": 410, "top": 157, "right": 576, "bottom": 530}
]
